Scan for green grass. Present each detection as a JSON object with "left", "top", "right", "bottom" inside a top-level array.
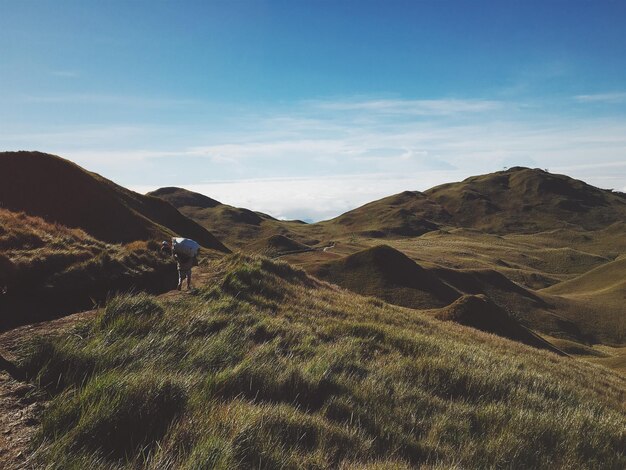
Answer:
[{"left": 18, "top": 255, "right": 626, "bottom": 469}]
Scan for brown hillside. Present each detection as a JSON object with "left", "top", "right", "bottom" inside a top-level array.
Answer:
[
  {"left": 313, "top": 167, "right": 626, "bottom": 239},
  {"left": 0, "top": 208, "right": 177, "bottom": 330},
  {"left": 249, "top": 234, "right": 313, "bottom": 257},
  {"left": 434, "top": 294, "right": 564, "bottom": 354},
  {"left": 0, "top": 152, "right": 228, "bottom": 252},
  {"left": 539, "top": 256, "right": 626, "bottom": 345},
  {"left": 309, "top": 245, "right": 460, "bottom": 309},
  {"left": 148, "top": 186, "right": 319, "bottom": 249},
  {"left": 148, "top": 186, "right": 222, "bottom": 209},
  {"left": 425, "top": 166, "right": 626, "bottom": 233},
  {"left": 319, "top": 190, "right": 450, "bottom": 237}
]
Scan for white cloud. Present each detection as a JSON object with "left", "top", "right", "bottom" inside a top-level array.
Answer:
[
  {"left": 311, "top": 98, "right": 503, "bottom": 115},
  {"left": 5, "top": 95, "right": 626, "bottom": 221},
  {"left": 573, "top": 92, "right": 626, "bottom": 103},
  {"left": 21, "top": 93, "right": 195, "bottom": 108},
  {"left": 133, "top": 171, "right": 469, "bottom": 222}
]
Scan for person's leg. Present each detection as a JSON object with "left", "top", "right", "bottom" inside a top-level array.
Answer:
[
  {"left": 177, "top": 268, "right": 183, "bottom": 290},
  {"left": 186, "top": 269, "right": 192, "bottom": 289}
]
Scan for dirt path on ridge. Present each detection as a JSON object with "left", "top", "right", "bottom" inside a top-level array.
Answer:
[{"left": 0, "top": 265, "right": 218, "bottom": 469}]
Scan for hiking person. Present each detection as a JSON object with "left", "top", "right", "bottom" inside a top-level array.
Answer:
[{"left": 163, "top": 238, "right": 199, "bottom": 291}]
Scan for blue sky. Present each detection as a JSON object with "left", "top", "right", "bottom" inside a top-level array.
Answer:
[{"left": 2, "top": 1, "right": 626, "bottom": 220}]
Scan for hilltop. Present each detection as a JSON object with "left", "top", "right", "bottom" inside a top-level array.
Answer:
[
  {"left": 425, "top": 167, "right": 626, "bottom": 233},
  {"left": 0, "top": 152, "right": 229, "bottom": 252},
  {"left": 8, "top": 255, "right": 624, "bottom": 468},
  {"left": 308, "top": 245, "right": 459, "bottom": 309},
  {"left": 310, "top": 167, "right": 626, "bottom": 239},
  {"left": 318, "top": 191, "right": 449, "bottom": 238},
  {"left": 149, "top": 187, "right": 315, "bottom": 249}
]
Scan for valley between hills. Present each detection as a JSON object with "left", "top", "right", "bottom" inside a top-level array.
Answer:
[{"left": 0, "top": 151, "right": 624, "bottom": 469}]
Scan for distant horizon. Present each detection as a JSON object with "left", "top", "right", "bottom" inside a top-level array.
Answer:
[
  {"left": 2, "top": 1, "right": 626, "bottom": 220},
  {"left": 130, "top": 164, "right": 622, "bottom": 223}
]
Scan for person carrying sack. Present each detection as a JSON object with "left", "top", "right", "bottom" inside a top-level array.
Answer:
[{"left": 162, "top": 238, "right": 200, "bottom": 291}]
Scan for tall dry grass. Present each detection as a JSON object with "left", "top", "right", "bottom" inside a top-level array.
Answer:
[{"left": 18, "top": 254, "right": 626, "bottom": 469}]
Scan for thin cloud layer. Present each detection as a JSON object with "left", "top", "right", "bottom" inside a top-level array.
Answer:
[{"left": 3, "top": 95, "right": 626, "bottom": 220}]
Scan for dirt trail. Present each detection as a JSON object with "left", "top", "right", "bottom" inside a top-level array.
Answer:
[
  {"left": 0, "top": 265, "right": 217, "bottom": 470},
  {"left": 0, "top": 309, "right": 98, "bottom": 469}
]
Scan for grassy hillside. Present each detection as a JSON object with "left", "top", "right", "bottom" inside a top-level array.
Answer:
[
  {"left": 148, "top": 187, "right": 316, "bottom": 249},
  {"left": 433, "top": 294, "right": 563, "bottom": 354},
  {"left": 0, "top": 208, "right": 177, "bottom": 329},
  {"left": 425, "top": 167, "right": 626, "bottom": 233},
  {"left": 318, "top": 191, "right": 450, "bottom": 238},
  {"left": 306, "top": 245, "right": 568, "bottom": 351},
  {"left": 540, "top": 256, "right": 626, "bottom": 345},
  {"left": 16, "top": 255, "right": 625, "bottom": 468},
  {"left": 0, "top": 152, "right": 229, "bottom": 252},
  {"left": 300, "top": 167, "right": 626, "bottom": 241},
  {"left": 308, "top": 245, "right": 459, "bottom": 310},
  {"left": 249, "top": 234, "right": 314, "bottom": 257}
]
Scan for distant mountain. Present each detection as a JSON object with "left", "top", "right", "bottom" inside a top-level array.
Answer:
[
  {"left": 319, "top": 191, "right": 450, "bottom": 237},
  {"left": 148, "top": 186, "right": 319, "bottom": 248},
  {"left": 319, "top": 167, "right": 626, "bottom": 237},
  {"left": 150, "top": 168, "right": 626, "bottom": 245},
  {"left": 425, "top": 167, "right": 626, "bottom": 233},
  {"left": 0, "top": 152, "right": 229, "bottom": 252}
]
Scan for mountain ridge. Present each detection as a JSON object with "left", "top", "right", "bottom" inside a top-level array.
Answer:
[{"left": 0, "top": 151, "right": 229, "bottom": 252}]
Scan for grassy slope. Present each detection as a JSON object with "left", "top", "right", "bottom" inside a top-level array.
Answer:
[
  {"left": 288, "top": 218, "right": 624, "bottom": 338},
  {"left": 248, "top": 235, "right": 315, "bottom": 257},
  {"left": 424, "top": 167, "right": 626, "bottom": 233},
  {"left": 148, "top": 187, "right": 316, "bottom": 249},
  {"left": 540, "top": 256, "right": 626, "bottom": 346},
  {"left": 18, "top": 255, "right": 625, "bottom": 469},
  {"left": 0, "top": 152, "right": 228, "bottom": 251},
  {"left": 316, "top": 191, "right": 450, "bottom": 238},
  {"left": 306, "top": 245, "right": 569, "bottom": 352},
  {"left": 0, "top": 209, "right": 176, "bottom": 329}
]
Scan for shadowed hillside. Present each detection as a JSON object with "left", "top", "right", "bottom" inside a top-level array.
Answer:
[
  {"left": 149, "top": 186, "right": 317, "bottom": 248},
  {"left": 309, "top": 245, "right": 459, "bottom": 309},
  {"left": 11, "top": 255, "right": 625, "bottom": 468},
  {"left": 249, "top": 234, "right": 314, "bottom": 257},
  {"left": 0, "top": 152, "right": 229, "bottom": 252},
  {"left": 0, "top": 209, "right": 177, "bottom": 330},
  {"left": 434, "top": 294, "right": 564, "bottom": 354}
]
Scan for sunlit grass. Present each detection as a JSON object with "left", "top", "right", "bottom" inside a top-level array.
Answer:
[{"left": 18, "top": 254, "right": 626, "bottom": 469}]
